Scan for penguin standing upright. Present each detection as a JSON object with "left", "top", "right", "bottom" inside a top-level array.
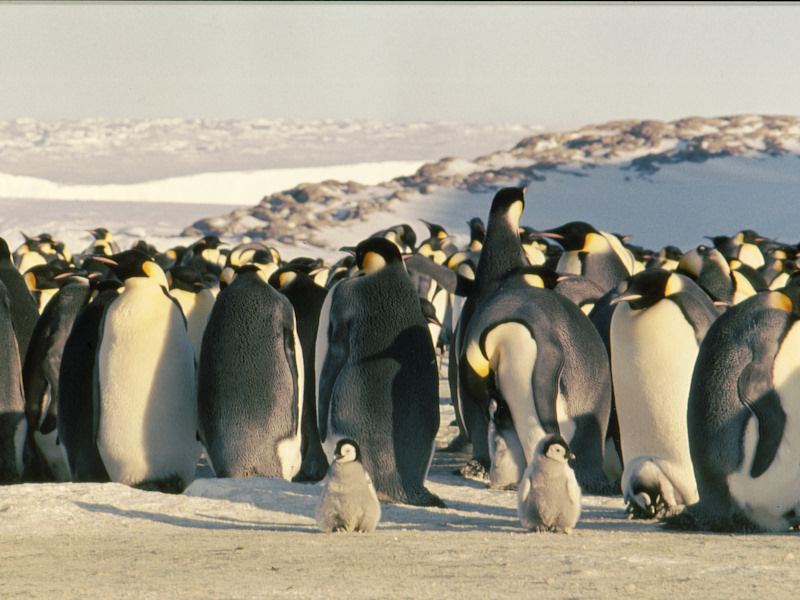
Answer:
[
  {"left": 316, "top": 237, "right": 444, "bottom": 507},
  {"left": 0, "top": 237, "right": 39, "bottom": 363},
  {"left": 0, "top": 280, "right": 26, "bottom": 483},
  {"left": 167, "top": 265, "right": 216, "bottom": 363},
  {"left": 315, "top": 438, "right": 381, "bottom": 533},
  {"left": 609, "top": 269, "right": 718, "bottom": 518},
  {"left": 197, "top": 265, "right": 304, "bottom": 481},
  {"left": 664, "top": 286, "right": 800, "bottom": 533},
  {"left": 22, "top": 272, "right": 94, "bottom": 482},
  {"left": 58, "top": 280, "right": 121, "bottom": 482},
  {"left": 517, "top": 433, "right": 581, "bottom": 534},
  {"left": 95, "top": 250, "right": 200, "bottom": 493},
  {"left": 540, "top": 221, "right": 631, "bottom": 292},
  {"left": 269, "top": 266, "right": 329, "bottom": 482},
  {"left": 450, "top": 187, "right": 529, "bottom": 475}
]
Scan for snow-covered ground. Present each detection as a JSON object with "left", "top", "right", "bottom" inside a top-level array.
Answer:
[{"left": 3, "top": 118, "right": 800, "bottom": 598}]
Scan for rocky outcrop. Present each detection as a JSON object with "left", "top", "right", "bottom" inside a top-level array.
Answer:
[{"left": 184, "top": 115, "right": 800, "bottom": 248}]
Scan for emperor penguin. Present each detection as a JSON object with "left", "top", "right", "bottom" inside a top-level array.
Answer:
[
  {"left": 450, "top": 187, "right": 530, "bottom": 476},
  {"left": 677, "top": 245, "right": 757, "bottom": 307},
  {"left": 0, "top": 237, "right": 39, "bottom": 363},
  {"left": 706, "top": 230, "right": 767, "bottom": 270},
  {"left": 609, "top": 269, "right": 718, "bottom": 518},
  {"left": 315, "top": 439, "right": 381, "bottom": 533},
  {"left": 369, "top": 223, "right": 417, "bottom": 254},
  {"left": 197, "top": 264, "right": 304, "bottom": 481},
  {"left": 95, "top": 250, "right": 200, "bottom": 493},
  {"left": 269, "top": 266, "right": 329, "bottom": 482},
  {"left": 83, "top": 228, "right": 121, "bottom": 256},
  {"left": 517, "top": 434, "right": 581, "bottom": 534},
  {"left": 167, "top": 265, "right": 216, "bottom": 364},
  {"left": 22, "top": 272, "right": 94, "bottom": 482},
  {"left": 460, "top": 267, "right": 616, "bottom": 495},
  {"left": 663, "top": 285, "right": 800, "bottom": 532},
  {"left": 0, "top": 280, "right": 27, "bottom": 483},
  {"left": 316, "top": 237, "right": 444, "bottom": 507},
  {"left": 540, "top": 221, "right": 631, "bottom": 292},
  {"left": 58, "top": 279, "right": 121, "bottom": 482}
]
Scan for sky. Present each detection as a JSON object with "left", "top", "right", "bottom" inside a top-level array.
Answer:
[{"left": 1, "top": 2, "right": 799, "bottom": 130}]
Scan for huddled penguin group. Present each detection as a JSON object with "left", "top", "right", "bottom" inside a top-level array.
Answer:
[{"left": 3, "top": 186, "right": 800, "bottom": 536}]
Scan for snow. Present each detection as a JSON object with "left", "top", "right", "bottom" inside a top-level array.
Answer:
[{"left": 3, "top": 119, "right": 800, "bottom": 597}]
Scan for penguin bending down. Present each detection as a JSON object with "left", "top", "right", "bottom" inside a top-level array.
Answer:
[
  {"left": 316, "top": 237, "right": 444, "bottom": 507},
  {"left": 315, "top": 439, "right": 381, "bottom": 533},
  {"left": 0, "top": 280, "right": 27, "bottom": 483},
  {"left": 460, "top": 270, "right": 617, "bottom": 495},
  {"left": 663, "top": 287, "right": 800, "bottom": 532},
  {"left": 198, "top": 265, "right": 304, "bottom": 481},
  {"left": 517, "top": 434, "right": 581, "bottom": 534},
  {"left": 95, "top": 250, "right": 200, "bottom": 493},
  {"left": 610, "top": 269, "right": 719, "bottom": 518}
]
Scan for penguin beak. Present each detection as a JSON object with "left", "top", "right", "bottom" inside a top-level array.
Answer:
[{"left": 609, "top": 293, "right": 642, "bottom": 305}]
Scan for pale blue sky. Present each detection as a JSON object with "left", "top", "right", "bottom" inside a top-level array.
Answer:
[{"left": 2, "top": 2, "right": 799, "bottom": 129}]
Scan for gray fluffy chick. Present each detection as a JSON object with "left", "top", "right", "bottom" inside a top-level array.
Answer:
[
  {"left": 517, "top": 433, "right": 581, "bottom": 533},
  {"left": 316, "top": 439, "right": 381, "bottom": 533}
]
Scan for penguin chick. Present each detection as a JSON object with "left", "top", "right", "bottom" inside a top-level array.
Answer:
[
  {"left": 517, "top": 434, "right": 581, "bottom": 534},
  {"left": 316, "top": 439, "right": 381, "bottom": 533}
]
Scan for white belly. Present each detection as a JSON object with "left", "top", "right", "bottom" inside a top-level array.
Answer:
[
  {"left": 728, "top": 321, "right": 800, "bottom": 531},
  {"left": 611, "top": 300, "right": 699, "bottom": 499},
  {"left": 97, "top": 279, "right": 200, "bottom": 485}
]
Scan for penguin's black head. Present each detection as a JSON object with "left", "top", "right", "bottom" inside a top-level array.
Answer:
[
  {"left": 540, "top": 221, "right": 600, "bottom": 252},
  {"left": 610, "top": 269, "right": 683, "bottom": 311},
  {"left": 539, "top": 434, "right": 574, "bottom": 463},
  {"left": 106, "top": 249, "right": 166, "bottom": 284},
  {"left": 196, "top": 235, "right": 225, "bottom": 251},
  {"left": 467, "top": 217, "right": 486, "bottom": 241},
  {"left": 167, "top": 265, "right": 209, "bottom": 293},
  {"left": 0, "top": 237, "right": 10, "bottom": 261},
  {"left": 488, "top": 187, "right": 526, "bottom": 222},
  {"left": 355, "top": 237, "right": 403, "bottom": 274},
  {"left": 334, "top": 439, "right": 362, "bottom": 463},
  {"left": 89, "top": 228, "right": 110, "bottom": 240},
  {"left": 420, "top": 220, "right": 448, "bottom": 239}
]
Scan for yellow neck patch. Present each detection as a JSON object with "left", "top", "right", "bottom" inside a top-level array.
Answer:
[{"left": 361, "top": 252, "right": 386, "bottom": 274}]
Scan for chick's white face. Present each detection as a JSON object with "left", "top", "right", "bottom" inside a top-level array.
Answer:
[
  {"left": 335, "top": 443, "right": 358, "bottom": 463},
  {"left": 545, "top": 443, "right": 570, "bottom": 463}
]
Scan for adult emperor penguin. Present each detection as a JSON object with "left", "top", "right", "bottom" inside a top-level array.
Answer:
[
  {"left": 0, "top": 236, "right": 39, "bottom": 363},
  {"left": 58, "top": 279, "right": 121, "bottom": 482},
  {"left": 449, "top": 187, "right": 530, "bottom": 474},
  {"left": 22, "top": 272, "right": 94, "bottom": 482},
  {"left": 460, "top": 267, "right": 616, "bottom": 494},
  {"left": 269, "top": 265, "right": 329, "bottom": 482},
  {"left": 167, "top": 265, "right": 216, "bottom": 364},
  {"left": 197, "top": 264, "right": 304, "bottom": 481},
  {"left": 609, "top": 269, "right": 718, "bottom": 518},
  {"left": 95, "top": 249, "right": 200, "bottom": 493},
  {"left": 0, "top": 280, "right": 27, "bottom": 483},
  {"left": 677, "top": 244, "right": 757, "bottom": 307},
  {"left": 540, "top": 221, "right": 631, "bottom": 292},
  {"left": 517, "top": 434, "right": 581, "bottom": 534},
  {"left": 315, "top": 439, "right": 381, "bottom": 533},
  {"left": 663, "top": 285, "right": 800, "bottom": 532},
  {"left": 316, "top": 237, "right": 444, "bottom": 507}
]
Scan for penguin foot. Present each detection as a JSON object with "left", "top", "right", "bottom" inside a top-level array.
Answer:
[
  {"left": 625, "top": 492, "right": 660, "bottom": 520},
  {"left": 441, "top": 434, "right": 470, "bottom": 453},
  {"left": 456, "top": 459, "right": 490, "bottom": 481},
  {"left": 132, "top": 474, "right": 190, "bottom": 494}
]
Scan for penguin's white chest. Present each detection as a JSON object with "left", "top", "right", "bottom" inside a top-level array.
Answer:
[
  {"left": 728, "top": 321, "right": 800, "bottom": 531},
  {"left": 557, "top": 252, "right": 583, "bottom": 277},
  {"left": 97, "top": 280, "right": 199, "bottom": 485},
  {"left": 610, "top": 300, "right": 699, "bottom": 464}
]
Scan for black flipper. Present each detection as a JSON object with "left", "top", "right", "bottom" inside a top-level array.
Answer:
[
  {"left": 738, "top": 362, "right": 786, "bottom": 478},
  {"left": 531, "top": 329, "right": 565, "bottom": 435}
]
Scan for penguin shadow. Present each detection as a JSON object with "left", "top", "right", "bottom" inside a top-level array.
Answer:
[{"left": 71, "top": 500, "right": 309, "bottom": 532}]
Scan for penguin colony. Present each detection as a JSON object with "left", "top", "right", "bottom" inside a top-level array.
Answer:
[{"left": 2, "top": 189, "right": 800, "bottom": 535}]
